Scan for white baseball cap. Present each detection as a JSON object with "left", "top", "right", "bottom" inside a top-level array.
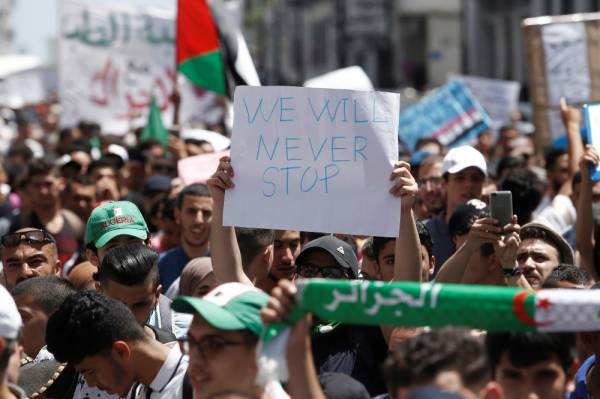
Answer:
[
  {"left": 441, "top": 146, "right": 487, "bottom": 176},
  {"left": 0, "top": 285, "right": 22, "bottom": 339}
]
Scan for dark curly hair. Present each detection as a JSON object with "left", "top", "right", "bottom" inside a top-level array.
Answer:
[
  {"left": 46, "top": 290, "right": 145, "bottom": 365},
  {"left": 383, "top": 327, "right": 490, "bottom": 394},
  {"left": 486, "top": 331, "right": 575, "bottom": 374},
  {"left": 498, "top": 168, "right": 543, "bottom": 224}
]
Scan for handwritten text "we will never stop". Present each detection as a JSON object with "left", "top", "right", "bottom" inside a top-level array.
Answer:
[{"left": 241, "top": 95, "right": 391, "bottom": 197}]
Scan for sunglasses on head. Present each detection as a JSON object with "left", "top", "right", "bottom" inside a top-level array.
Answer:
[{"left": 1, "top": 229, "right": 55, "bottom": 247}]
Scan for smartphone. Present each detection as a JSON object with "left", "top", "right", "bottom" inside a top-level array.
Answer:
[{"left": 490, "top": 191, "right": 513, "bottom": 230}]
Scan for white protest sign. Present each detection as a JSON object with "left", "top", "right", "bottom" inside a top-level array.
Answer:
[
  {"left": 584, "top": 103, "right": 600, "bottom": 180},
  {"left": 304, "top": 66, "right": 375, "bottom": 92},
  {"left": 448, "top": 74, "right": 520, "bottom": 130},
  {"left": 224, "top": 86, "right": 400, "bottom": 237},
  {"left": 59, "top": 0, "right": 220, "bottom": 134},
  {"left": 542, "top": 22, "right": 591, "bottom": 107}
]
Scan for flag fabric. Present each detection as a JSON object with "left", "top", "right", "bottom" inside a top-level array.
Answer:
[
  {"left": 176, "top": 0, "right": 260, "bottom": 98},
  {"left": 257, "top": 279, "right": 600, "bottom": 386},
  {"left": 140, "top": 97, "right": 169, "bottom": 147}
]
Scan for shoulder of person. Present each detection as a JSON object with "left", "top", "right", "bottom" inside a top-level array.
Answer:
[{"left": 61, "top": 208, "right": 85, "bottom": 232}]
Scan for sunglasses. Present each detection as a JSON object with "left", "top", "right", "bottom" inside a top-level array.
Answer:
[
  {"left": 1, "top": 230, "right": 55, "bottom": 247},
  {"left": 296, "top": 263, "right": 350, "bottom": 279}
]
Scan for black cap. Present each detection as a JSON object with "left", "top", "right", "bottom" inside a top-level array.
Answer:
[
  {"left": 318, "top": 372, "right": 370, "bottom": 399},
  {"left": 296, "top": 236, "right": 358, "bottom": 279},
  {"left": 448, "top": 199, "right": 489, "bottom": 237},
  {"left": 143, "top": 175, "right": 172, "bottom": 193}
]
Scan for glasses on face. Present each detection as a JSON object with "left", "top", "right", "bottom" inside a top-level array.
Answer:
[
  {"left": 1, "top": 230, "right": 55, "bottom": 247},
  {"left": 296, "top": 263, "right": 350, "bottom": 279},
  {"left": 178, "top": 334, "right": 252, "bottom": 361}
]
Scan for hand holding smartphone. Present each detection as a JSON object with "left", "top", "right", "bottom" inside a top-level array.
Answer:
[{"left": 490, "top": 191, "right": 513, "bottom": 232}]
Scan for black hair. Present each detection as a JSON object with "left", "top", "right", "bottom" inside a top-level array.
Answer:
[
  {"left": 88, "top": 158, "right": 118, "bottom": 175},
  {"left": 485, "top": 331, "right": 575, "bottom": 374},
  {"left": 361, "top": 237, "right": 375, "bottom": 261},
  {"left": 448, "top": 203, "right": 489, "bottom": 238},
  {"left": 542, "top": 264, "right": 593, "bottom": 288},
  {"left": 11, "top": 276, "right": 76, "bottom": 316},
  {"left": 545, "top": 148, "right": 567, "bottom": 171},
  {"left": 235, "top": 228, "right": 274, "bottom": 270},
  {"left": 98, "top": 243, "right": 159, "bottom": 289},
  {"left": 177, "top": 183, "right": 211, "bottom": 208},
  {"left": 127, "top": 148, "right": 147, "bottom": 164},
  {"left": 65, "top": 174, "right": 96, "bottom": 194},
  {"left": 162, "top": 196, "right": 177, "bottom": 222},
  {"left": 372, "top": 236, "right": 395, "bottom": 263},
  {"left": 384, "top": 327, "right": 490, "bottom": 394},
  {"left": 498, "top": 168, "right": 544, "bottom": 225},
  {"left": 496, "top": 156, "right": 525, "bottom": 179},
  {"left": 7, "top": 143, "right": 34, "bottom": 161},
  {"left": 416, "top": 220, "right": 434, "bottom": 259},
  {"left": 23, "top": 158, "right": 60, "bottom": 185},
  {"left": 46, "top": 290, "right": 145, "bottom": 364},
  {"left": 65, "top": 139, "right": 92, "bottom": 154},
  {"left": 0, "top": 339, "right": 16, "bottom": 380}
]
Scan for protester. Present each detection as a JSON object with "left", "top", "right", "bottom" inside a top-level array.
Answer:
[
  {"left": 46, "top": 290, "right": 189, "bottom": 398},
  {"left": 96, "top": 243, "right": 179, "bottom": 341},
  {"left": 11, "top": 276, "right": 76, "bottom": 359},
  {"left": 486, "top": 332, "right": 576, "bottom": 399},
  {"left": 1, "top": 228, "right": 61, "bottom": 290},
  {"left": 158, "top": 183, "right": 213, "bottom": 293},
  {"left": 11, "top": 158, "right": 84, "bottom": 272},
  {"left": 415, "top": 154, "right": 444, "bottom": 220},
  {"left": 425, "top": 146, "right": 487, "bottom": 270},
  {"left": 62, "top": 174, "right": 97, "bottom": 222}
]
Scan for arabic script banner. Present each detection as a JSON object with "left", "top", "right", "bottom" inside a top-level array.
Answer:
[{"left": 59, "top": 0, "right": 221, "bottom": 134}]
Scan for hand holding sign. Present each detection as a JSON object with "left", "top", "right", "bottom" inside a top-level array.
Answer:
[
  {"left": 389, "top": 161, "right": 418, "bottom": 214},
  {"left": 224, "top": 86, "right": 401, "bottom": 237}
]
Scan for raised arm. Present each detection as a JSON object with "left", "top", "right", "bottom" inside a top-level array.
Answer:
[
  {"left": 389, "top": 161, "right": 421, "bottom": 282},
  {"left": 576, "top": 145, "right": 600, "bottom": 281},
  {"left": 559, "top": 97, "right": 584, "bottom": 195},
  {"left": 207, "top": 156, "right": 253, "bottom": 285}
]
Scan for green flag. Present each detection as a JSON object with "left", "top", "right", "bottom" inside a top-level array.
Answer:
[{"left": 140, "top": 97, "right": 168, "bottom": 147}]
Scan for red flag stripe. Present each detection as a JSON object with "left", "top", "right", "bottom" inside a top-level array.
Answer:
[{"left": 177, "top": 0, "right": 221, "bottom": 65}]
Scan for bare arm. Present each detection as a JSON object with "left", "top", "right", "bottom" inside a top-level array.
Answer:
[
  {"left": 559, "top": 98, "right": 584, "bottom": 195},
  {"left": 207, "top": 156, "right": 253, "bottom": 285},
  {"left": 390, "top": 161, "right": 421, "bottom": 282},
  {"left": 435, "top": 217, "right": 501, "bottom": 283},
  {"left": 576, "top": 146, "right": 600, "bottom": 281}
]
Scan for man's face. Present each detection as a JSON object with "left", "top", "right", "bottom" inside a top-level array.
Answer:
[
  {"left": 65, "top": 183, "right": 96, "bottom": 221},
  {"left": 547, "top": 154, "right": 570, "bottom": 193},
  {"left": 91, "top": 166, "right": 117, "bottom": 183},
  {"left": 100, "top": 279, "right": 159, "bottom": 326},
  {"left": 494, "top": 352, "right": 567, "bottom": 399},
  {"left": 295, "top": 249, "right": 351, "bottom": 280},
  {"left": 2, "top": 243, "right": 58, "bottom": 289},
  {"left": 376, "top": 240, "right": 395, "bottom": 282},
  {"left": 516, "top": 239, "right": 560, "bottom": 289},
  {"left": 187, "top": 317, "right": 258, "bottom": 398},
  {"left": 76, "top": 350, "right": 134, "bottom": 396},
  {"left": 92, "top": 236, "right": 145, "bottom": 267},
  {"left": 27, "top": 174, "right": 63, "bottom": 208},
  {"left": 420, "top": 246, "right": 434, "bottom": 282},
  {"left": 176, "top": 195, "right": 213, "bottom": 248},
  {"left": 444, "top": 167, "right": 485, "bottom": 211},
  {"left": 270, "top": 230, "right": 301, "bottom": 280},
  {"left": 14, "top": 293, "right": 48, "bottom": 358},
  {"left": 360, "top": 256, "right": 379, "bottom": 280},
  {"left": 418, "top": 162, "right": 444, "bottom": 215}
]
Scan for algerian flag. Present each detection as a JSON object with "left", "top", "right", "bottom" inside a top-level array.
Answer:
[
  {"left": 257, "top": 279, "right": 600, "bottom": 386},
  {"left": 176, "top": 0, "right": 260, "bottom": 98},
  {"left": 140, "top": 97, "right": 168, "bottom": 148}
]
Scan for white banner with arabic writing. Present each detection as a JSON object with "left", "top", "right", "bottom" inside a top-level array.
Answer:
[{"left": 59, "top": 0, "right": 222, "bottom": 134}]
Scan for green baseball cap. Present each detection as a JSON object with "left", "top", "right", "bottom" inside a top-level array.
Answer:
[
  {"left": 172, "top": 282, "right": 269, "bottom": 337},
  {"left": 85, "top": 201, "right": 149, "bottom": 248}
]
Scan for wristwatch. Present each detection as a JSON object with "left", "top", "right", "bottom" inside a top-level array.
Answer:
[{"left": 502, "top": 266, "right": 523, "bottom": 277}]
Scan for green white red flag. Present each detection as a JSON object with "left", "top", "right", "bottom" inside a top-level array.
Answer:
[{"left": 257, "top": 279, "right": 600, "bottom": 385}]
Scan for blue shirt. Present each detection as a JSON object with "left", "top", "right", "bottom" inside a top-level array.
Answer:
[
  {"left": 571, "top": 355, "right": 595, "bottom": 399},
  {"left": 425, "top": 213, "right": 454, "bottom": 275},
  {"left": 158, "top": 246, "right": 190, "bottom": 292}
]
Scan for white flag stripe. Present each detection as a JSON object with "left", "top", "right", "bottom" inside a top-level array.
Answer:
[{"left": 536, "top": 289, "right": 600, "bottom": 332}]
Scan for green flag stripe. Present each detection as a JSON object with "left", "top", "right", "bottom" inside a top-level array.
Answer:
[{"left": 178, "top": 50, "right": 226, "bottom": 96}]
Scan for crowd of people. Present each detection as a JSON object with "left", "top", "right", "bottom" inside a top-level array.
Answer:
[{"left": 0, "top": 95, "right": 599, "bottom": 399}]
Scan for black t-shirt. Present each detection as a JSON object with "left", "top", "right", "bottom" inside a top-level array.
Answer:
[{"left": 311, "top": 323, "right": 388, "bottom": 396}]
